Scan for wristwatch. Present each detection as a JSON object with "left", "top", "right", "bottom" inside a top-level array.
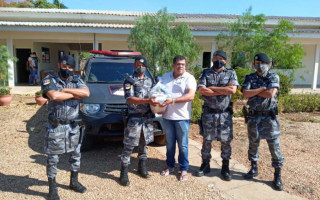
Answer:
[{"left": 172, "top": 98, "right": 175, "bottom": 105}]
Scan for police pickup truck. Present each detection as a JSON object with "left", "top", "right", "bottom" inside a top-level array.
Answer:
[{"left": 80, "top": 50, "right": 165, "bottom": 151}]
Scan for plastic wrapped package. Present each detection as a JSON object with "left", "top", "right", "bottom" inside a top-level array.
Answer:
[{"left": 149, "top": 82, "right": 171, "bottom": 114}]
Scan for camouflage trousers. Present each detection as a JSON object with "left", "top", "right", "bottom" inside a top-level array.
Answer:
[
  {"left": 45, "top": 123, "right": 82, "bottom": 155},
  {"left": 247, "top": 116, "right": 284, "bottom": 168},
  {"left": 46, "top": 145, "right": 81, "bottom": 178},
  {"left": 200, "top": 112, "right": 233, "bottom": 160},
  {"left": 248, "top": 135, "right": 284, "bottom": 168},
  {"left": 201, "top": 112, "right": 233, "bottom": 141},
  {"left": 123, "top": 117, "right": 154, "bottom": 146},
  {"left": 201, "top": 138, "right": 232, "bottom": 160},
  {"left": 121, "top": 131, "right": 147, "bottom": 166}
]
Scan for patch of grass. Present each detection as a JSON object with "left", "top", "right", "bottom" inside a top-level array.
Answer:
[
  {"left": 279, "top": 94, "right": 320, "bottom": 113},
  {"left": 288, "top": 116, "right": 320, "bottom": 123},
  {"left": 304, "top": 116, "right": 320, "bottom": 123},
  {"left": 292, "top": 184, "right": 315, "bottom": 195},
  {"left": 233, "top": 110, "right": 244, "bottom": 117}
]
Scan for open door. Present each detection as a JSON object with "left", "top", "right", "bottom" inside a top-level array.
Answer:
[{"left": 16, "top": 48, "right": 31, "bottom": 84}]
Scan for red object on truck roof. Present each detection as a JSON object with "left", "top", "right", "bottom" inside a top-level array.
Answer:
[{"left": 90, "top": 50, "right": 141, "bottom": 57}]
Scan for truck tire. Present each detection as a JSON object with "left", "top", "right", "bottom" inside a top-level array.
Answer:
[
  {"left": 80, "top": 135, "right": 96, "bottom": 152},
  {"left": 154, "top": 134, "right": 166, "bottom": 145}
]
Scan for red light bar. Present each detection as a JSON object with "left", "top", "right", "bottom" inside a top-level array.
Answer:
[{"left": 90, "top": 50, "right": 141, "bottom": 57}]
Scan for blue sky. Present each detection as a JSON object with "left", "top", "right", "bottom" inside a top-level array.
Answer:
[{"left": 63, "top": 0, "right": 320, "bottom": 17}]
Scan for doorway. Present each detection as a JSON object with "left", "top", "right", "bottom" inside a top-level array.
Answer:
[{"left": 16, "top": 48, "right": 31, "bottom": 84}]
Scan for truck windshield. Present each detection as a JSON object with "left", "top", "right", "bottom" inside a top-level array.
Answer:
[{"left": 87, "top": 61, "right": 153, "bottom": 83}]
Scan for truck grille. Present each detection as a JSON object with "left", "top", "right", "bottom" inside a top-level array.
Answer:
[{"left": 104, "top": 104, "right": 127, "bottom": 114}]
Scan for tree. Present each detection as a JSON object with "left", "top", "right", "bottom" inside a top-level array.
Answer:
[
  {"left": 53, "top": 0, "right": 67, "bottom": 8},
  {"left": 216, "top": 8, "right": 305, "bottom": 71},
  {"left": 128, "top": 8, "right": 203, "bottom": 76},
  {"left": 0, "top": 0, "right": 67, "bottom": 8},
  {"left": 0, "top": 45, "right": 17, "bottom": 86},
  {"left": 31, "top": 0, "right": 56, "bottom": 8}
]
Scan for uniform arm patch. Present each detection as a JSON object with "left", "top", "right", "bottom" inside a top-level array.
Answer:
[
  {"left": 125, "top": 83, "right": 131, "bottom": 90},
  {"left": 43, "top": 79, "right": 51, "bottom": 85}
]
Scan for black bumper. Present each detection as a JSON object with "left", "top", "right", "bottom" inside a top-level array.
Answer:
[{"left": 80, "top": 112, "right": 165, "bottom": 137}]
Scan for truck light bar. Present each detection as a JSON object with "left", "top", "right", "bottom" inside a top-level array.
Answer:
[{"left": 90, "top": 50, "right": 141, "bottom": 57}]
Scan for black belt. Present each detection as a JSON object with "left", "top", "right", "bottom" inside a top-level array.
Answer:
[
  {"left": 48, "top": 118, "right": 82, "bottom": 125},
  {"left": 248, "top": 110, "right": 272, "bottom": 116},
  {"left": 203, "top": 106, "right": 228, "bottom": 114},
  {"left": 128, "top": 112, "right": 153, "bottom": 118}
]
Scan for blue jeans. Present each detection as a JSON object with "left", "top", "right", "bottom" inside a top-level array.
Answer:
[
  {"left": 28, "top": 67, "right": 35, "bottom": 85},
  {"left": 163, "top": 119, "right": 190, "bottom": 171}
]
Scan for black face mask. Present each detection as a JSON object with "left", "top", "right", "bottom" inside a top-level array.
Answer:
[
  {"left": 60, "top": 68, "right": 74, "bottom": 79},
  {"left": 136, "top": 66, "right": 146, "bottom": 75},
  {"left": 213, "top": 60, "right": 225, "bottom": 69}
]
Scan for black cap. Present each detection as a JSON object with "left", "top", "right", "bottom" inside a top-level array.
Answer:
[
  {"left": 254, "top": 53, "right": 270, "bottom": 63},
  {"left": 61, "top": 55, "right": 75, "bottom": 68},
  {"left": 135, "top": 56, "right": 148, "bottom": 67},
  {"left": 214, "top": 50, "right": 227, "bottom": 60}
]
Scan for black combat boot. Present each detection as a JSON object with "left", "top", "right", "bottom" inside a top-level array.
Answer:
[
  {"left": 196, "top": 159, "right": 210, "bottom": 177},
  {"left": 273, "top": 168, "right": 284, "bottom": 191},
  {"left": 48, "top": 177, "right": 60, "bottom": 200},
  {"left": 243, "top": 161, "right": 258, "bottom": 179},
  {"left": 221, "top": 159, "right": 232, "bottom": 181},
  {"left": 69, "top": 171, "right": 87, "bottom": 193},
  {"left": 138, "top": 159, "right": 150, "bottom": 178},
  {"left": 120, "top": 165, "right": 130, "bottom": 186}
]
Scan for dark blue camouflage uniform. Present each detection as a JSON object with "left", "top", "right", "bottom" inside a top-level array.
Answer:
[
  {"left": 42, "top": 73, "right": 87, "bottom": 178},
  {"left": 198, "top": 67, "right": 239, "bottom": 160},
  {"left": 242, "top": 71, "right": 284, "bottom": 168},
  {"left": 121, "top": 72, "right": 154, "bottom": 166}
]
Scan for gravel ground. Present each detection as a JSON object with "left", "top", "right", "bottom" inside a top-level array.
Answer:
[
  {"left": 190, "top": 112, "right": 320, "bottom": 200},
  {"left": 0, "top": 95, "right": 223, "bottom": 200}
]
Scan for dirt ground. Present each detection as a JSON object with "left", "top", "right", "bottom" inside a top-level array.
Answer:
[
  {"left": 190, "top": 112, "right": 320, "bottom": 200},
  {"left": 0, "top": 95, "right": 223, "bottom": 200},
  {"left": 0, "top": 95, "right": 319, "bottom": 200}
]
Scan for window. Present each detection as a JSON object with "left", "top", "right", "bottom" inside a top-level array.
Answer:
[
  {"left": 42, "top": 47, "right": 50, "bottom": 63},
  {"left": 202, "top": 52, "right": 211, "bottom": 68}
]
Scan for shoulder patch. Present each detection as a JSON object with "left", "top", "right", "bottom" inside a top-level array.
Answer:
[
  {"left": 125, "top": 83, "right": 131, "bottom": 90},
  {"left": 43, "top": 79, "right": 51, "bottom": 85}
]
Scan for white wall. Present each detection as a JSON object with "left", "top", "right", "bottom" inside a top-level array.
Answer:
[
  {"left": 101, "top": 40, "right": 129, "bottom": 51},
  {"left": 33, "top": 42, "right": 70, "bottom": 72},
  {"left": 293, "top": 44, "right": 318, "bottom": 86}
]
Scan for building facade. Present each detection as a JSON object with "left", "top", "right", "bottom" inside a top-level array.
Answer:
[{"left": 0, "top": 7, "right": 319, "bottom": 88}]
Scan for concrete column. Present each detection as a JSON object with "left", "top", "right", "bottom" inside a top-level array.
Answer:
[
  {"left": 6, "top": 38, "right": 14, "bottom": 87},
  {"left": 93, "top": 33, "right": 99, "bottom": 50},
  {"left": 312, "top": 44, "right": 320, "bottom": 90},
  {"left": 210, "top": 42, "right": 216, "bottom": 67},
  {"left": 70, "top": 50, "right": 79, "bottom": 70}
]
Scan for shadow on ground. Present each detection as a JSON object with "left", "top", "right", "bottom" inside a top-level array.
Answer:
[{"left": 0, "top": 104, "right": 167, "bottom": 198}]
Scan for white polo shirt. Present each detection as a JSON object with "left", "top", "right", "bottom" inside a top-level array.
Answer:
[{"left": 160, "top": 71, "right": 197, "bottom": 120}]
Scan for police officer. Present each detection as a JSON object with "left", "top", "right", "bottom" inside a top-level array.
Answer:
[
  {"left": 241, "top": 53, "right": 284, "bottom": 191},
  {"left": 120, "top": 56, "right": 158, "bottom": 186},
  {"left": 196, "top": 50, "right": 239, "bottom": 181},
  {"left": 42, "top": 55, "right": 90, "bottom": 200}
]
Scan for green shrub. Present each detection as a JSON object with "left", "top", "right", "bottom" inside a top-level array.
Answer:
[
  {"left": 0, "top": 45, "right": 17, "bottom": 86},
  {"left": 188, "top": 64, "right": 202, "bottom": 79},
  {"left": 79, "top": 52, "right": 93, "bottom": 60},
  {"left": 0, "top": 87, "right": 10, "bottom": 95},
  {"left": 35, "top": 90, "right": 42, "bottom": 95},
  {"left": 277, "top": 72, "right": 293, "bottom": 96},
  {"left": 191, "top": 92, "right": 203, "bottom": 123},
  {"left": 233, "top": 67, "right": 254, "bottom": 100},
  {"left": 279, "top": 94, "right": 320, "bottom": 112}
]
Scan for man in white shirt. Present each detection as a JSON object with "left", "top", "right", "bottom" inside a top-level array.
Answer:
[{"left": 159, "top": 55, "right": 196, "bottom": 182}]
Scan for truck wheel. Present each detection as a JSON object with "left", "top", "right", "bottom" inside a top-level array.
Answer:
[
  {"left": 154, "top": 134, "right": 166, "bottom": 145},
  {"left": 80, "top": 135, "right": 96, "bottom": 152}
]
